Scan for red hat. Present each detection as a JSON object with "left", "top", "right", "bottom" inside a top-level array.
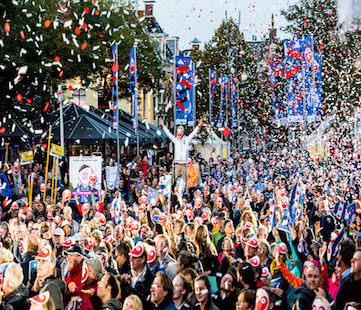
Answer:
[
  {"left": 131, "top": 221, "right": 140, "bottom": 232},
  {"left": 176, "top": 210, "right": 183, "bottom": 220},
  {"left": 147, "top": 245, "right": 157, "bottom": 264},
  {"left": 36, "top": 245, "right": 52, "bottom": 260},
  {"left": 262, "top": 267, "right": 269, "bottom": 277},
  {"left": 194, "top": 197, "right": 202, "bottom": 209},
  {"left": 248, "top": 255, "right": 260, "bottom": 268},
  {"left": 82, "top": 203, "right": 90, "bottom": 214},
  {"left": 244, "top": 222, "right": 252, "bottom": 230},
  {"left": 276, "top": 242, "right": 287, "bottom": 255},
  {"left": 186, "top": 208, "right": 194, "bottom": 220},
  {"left": 129, "top": 241, "right": 145, "bottom": 258},
  {"left": 11, "top": 201, "right": 19, "bottom": 209},
  {"left": 104, "top": 235, "right": 114, "bottom": 243},
  {"left": 247, "top": 237, "right": 258, "bottom": 248},
  {"left": 201, "top": 209, "right": 210, "bottom": 221},
  {"left": 138, "top": 204, "right": 146, "bottom": 212},
  {"left": 216, "top": 197, "right": 223, "bottom": 204},
  {"left": 62, "top": 237, "right": 73, "bottom": 247},
  {"left": 211, "top": 217, "right": 219, "bottom": 226},
  {"left": 241, "top": 237, "right": 249, "bottom": 244},
  {"left": 29, "top": 291, "right": 50, "bottom": 305}
]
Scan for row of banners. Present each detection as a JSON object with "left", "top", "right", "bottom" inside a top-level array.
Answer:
[{"left": 112, "top": 35, "right": 322, "bottom": 129}]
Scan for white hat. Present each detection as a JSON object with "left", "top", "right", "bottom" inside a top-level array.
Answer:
[{"left": 53, "top": 228, "right": 65, "bottom": 237}]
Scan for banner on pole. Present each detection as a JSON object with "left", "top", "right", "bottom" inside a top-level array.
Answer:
[
  {"left": 284, "top": 37, "right": 304, "bottom": 123},
  {"left": 175, "top": 56, "right": 194, "bottom": 126},
  {"left": 216, "top": 74, "right": 226, "bottom": 128},
  {"left": 231, "top": 78, "right": 237, "bottom": 127},
  {"left": 300, "top": 35, "right": 315, "bottom": 122},
  {"left": 130, "top": 46, "right": 137, "bottom": 128},
  {"left": 209, "top": 70, "right": 216, "bottom": 127},
  {"left": 112, "top": 44, "right": 118, "bottom": 129},
  {"left": 50, "top": 143, "right": 64, "bottom": 158},
  {"left": 314, "top": 51, "right": 322, "bottom": 121},
  {"left": 269, "top": 60, "right": 287, "bottom": 125},
  {"left": 224, "top": 75, "right": 230, "bottom": 128},
  {"left": 20, "top": 150, "right": 34, "bottom": 165}
]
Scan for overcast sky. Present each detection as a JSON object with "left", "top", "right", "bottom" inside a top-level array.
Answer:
[{"left": 144, "top": 0, "right": 299, "bottom": 49}]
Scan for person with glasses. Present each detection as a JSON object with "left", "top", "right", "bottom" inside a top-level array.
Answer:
[{"left": 150, "top": 272, "right": 176, "bottom": 310}]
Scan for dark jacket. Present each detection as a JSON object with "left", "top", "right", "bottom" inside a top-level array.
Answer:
[
  {"left": 295, "top": 282, "right": 333, "bottom": 310},
  {"left": 102, "top": 298, "right": 122, "bottom": 310},
  {"left": 38, "top": 275, "right": 66, "bottom": 310},
  {"left": 1, "top": 284, "right": 30, "bottom": 310},
  {"left": 20, "top": 251, "right": 38, "bottom": 286},
  {"left": 132, "top": 265, "right": 155, "bottom": 310},
  {"left": 212, "top": 289, "right": 237, "bottom": 310},
  {"left": 154, "top": 298, "right": 177, "bottom": 310},
  {"left": 336, "top": 273, "right": 361, "bottom": 310}
]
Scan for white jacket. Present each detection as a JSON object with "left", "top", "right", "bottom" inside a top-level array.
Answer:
[{"left": 162, "top": 125, "right": 199, "bottom": 164}]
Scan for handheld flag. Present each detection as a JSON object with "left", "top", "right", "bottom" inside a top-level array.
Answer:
[
  {"left": 159, "top": 175, "right": 171, "bottom": 198},
  {"left": 327, "top": 225, "right": 347, "bottom": 262}
]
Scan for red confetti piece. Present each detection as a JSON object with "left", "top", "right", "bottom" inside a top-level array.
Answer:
[
  {"left": 20, "top": 31, "right": 25, "bottom": 39},
  {"left": 26, "top": 98, "right": 32, "bottom": 103},
  {"left": 55, "top": 56, "right": 60, "bottom": 62},
  {"left": 68, "top": 85, "right": 73, "bottom": 91},
  {"left": 83, "top": 23, "right": 87, "bottom": 29},
  {"left": 4, "top": 22, "right": 10, "bottom": 33},
  {"left": 59, "top": 71, "right": 64, "bottom": 77},
  {"left": 0, "top": 128, "right": 5, "bottom": 134},
  {"left": 75, "top": 27, "right": 81, "bottom": 35},
  {"left": 82, "top": 42, "right": 87, "bottom": 50},
  {"left": 16, "top": 94, "right": 23, "bottom": 101},
  {"left": 84, "top": 7, "right": 89, "bottom": 14},
  {"left": 95, "top": 10, "right": 99, "bottom": 15},
  {"left": 43, "top": 102, "right": 49, "bottom": 112},
  {"left": 44, "top": 20, "right": 51, "bottom": 28}
]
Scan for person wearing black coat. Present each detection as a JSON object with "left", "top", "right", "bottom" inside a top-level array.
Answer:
[
  {"left": 295, "top": 266, "right": 333, "bottom": 310},
  {"left": 0, "top": 283, "right": 30, "bottom": 310}
]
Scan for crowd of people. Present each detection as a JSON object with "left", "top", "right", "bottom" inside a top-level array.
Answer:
[{"left": 1, "top": 139, "right": 361, "bottom": 310}]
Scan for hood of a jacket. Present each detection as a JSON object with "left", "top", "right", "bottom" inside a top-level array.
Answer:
[
  {"left": 295, "top": 282, "right": 315, "bottom": 299},
  {"left": 103, "top": 298, "right": 122, "bottom": 310}
]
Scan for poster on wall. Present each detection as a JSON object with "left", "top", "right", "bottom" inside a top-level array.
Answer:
[{"left": 69, "top": 156, "right": 102, "bottom": 203}]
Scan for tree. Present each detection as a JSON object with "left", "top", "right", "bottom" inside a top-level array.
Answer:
[
  {"left": 190, "top": 18, "right": 274, "bottom": 145},
  {"left": 281, "top": 0, "right": 361, "bottom": 121},
  {"left": 0, "top": 0, "right": 163, "bottom": 121}
]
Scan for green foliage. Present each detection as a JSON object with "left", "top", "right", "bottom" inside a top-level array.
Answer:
[{"left": 0, "top": 0, "right": 163, "bottom": 119}]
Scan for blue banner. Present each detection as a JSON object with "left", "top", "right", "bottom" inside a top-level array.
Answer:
[
  {"left": 314, "top": 51, "right": 322, "bottom": 121},
  {"left": 209, "top": 70, "right": 216, "bottom": 127},
  {"left": 269, "top": 60, "right": 287, "bottom": 125},
  {"left": 175, "top": 56, "right": 194, "bottom": 126},
  {"left": 112, "top": 45, "right": 118, "bottom": 129},
  {"left": 284, "top": 38, "right": 304, "bottom": 123},
  {"left": 129, "top": 46, "right": 136, "bottom": 128},
  {"left": 231, "top": 78, "right": 237, "bottom": 127},
  {"left": 224, "top": 76, "right": 230, "bottom": 128},
  {"left": 216, "top": 74, "right": 226, "bottom": 128},
  {"left": 300, "top": 35, "right": 315, "bottom": 122}
]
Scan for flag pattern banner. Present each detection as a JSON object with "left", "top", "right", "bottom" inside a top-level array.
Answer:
[
  {"left": 268, "top": 197, "right": 276, "bottom": 233},
  {"left": 300, "top": 35, "right": 316, "bottom": 122},
  {"left": 289, "top": 179, "right": 305, "bottom": 221},
  {"left": 129, "top": 46, "right": 137, "bottom": 128},
  {"left": 284, "top": 37, "right": 304, "bottom": 123},
  {"left": 112, "top": 44, "right": 118, "bottom": 129},
  {"left": 269, "top": 60, "right": 287, "bottom": 125},
  {"left": 333, "top": 199, "right": 346, "bottom": 221},
  {"left": 314, "top": 51, "right": 322, "bottom": 121},
  {"left": 216, "top": 74, "right": 226, "bottom": 128},
  {"left": 176, "top": 177, "right": 186, "bottom": 196},
  {"left": 327, "top": 225, "right": 347, "bottom": 261},
  {"left": 175, "top": 56, "right": 194, "bottom": 126},
  {"left": 209, "top": 70, "right": 216, "bottom": 127},
  {"left": 159, "top": 175, "right": 171, "bottom": 198},
  {"left": 346, "top": 202, "right": 357, "bottom": 225},
  {"left": 224, "top": 75, "right": 230, "bottom": 128},
  {"left": 297, "top": 231, "right": 309, "bottom": 256},
  {"left": 231, "top": 78, "right": 237, "bottom": 127}
]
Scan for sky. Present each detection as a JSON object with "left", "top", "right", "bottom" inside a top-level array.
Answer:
[{"left": 146, "top": 0, "right": 299, "bottom": 49}]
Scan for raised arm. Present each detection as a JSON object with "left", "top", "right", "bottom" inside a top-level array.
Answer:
[
  {"left": 187, "top": 118, "right": 202, "bottom": 142},
  {"left": 160, "top": 118, "right": 177, "bottom": 144}
]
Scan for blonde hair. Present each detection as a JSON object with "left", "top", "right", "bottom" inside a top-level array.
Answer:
[
  {"left": 0, "top": 248, "right": 14, "bottom": 263},
  {"left": 4, "top": 262, "right": 23, "bottom": 291},
  {"left": 124, "top": 294, "right": 143, "bottom": 310}
]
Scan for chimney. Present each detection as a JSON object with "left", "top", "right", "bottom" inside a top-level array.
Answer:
[{"left": 144, "top": 0, "right": 155, "bottom": 17}]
